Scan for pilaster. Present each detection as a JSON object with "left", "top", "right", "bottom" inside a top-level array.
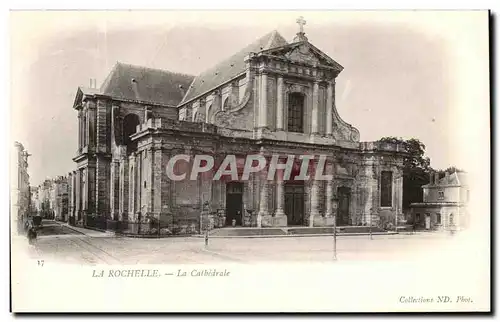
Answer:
[
  {"left": 309, "top": 178, "right": 320, "bottom": 227},
  {"left": 311, "top": 81, "right": 320, "bottom": 134},
  {"left": 128, "top": 153, "right": 136, "bottom": 217},
  {"left": 257, "top": 165, "right": 269, "bottom": 227},
  {"left": 276, "top": 76, "right": 284, "bottom": 130},
  {"left": 325, "top": 162, "right": 334, "bottom": 218},
  {"left": 119, "top": 157, "right": 129, "bottom": 220},
  {"left": 326, "top": 81, "right": 333, "bottom": 136},
  {"left": 259, "top": 72, "right": 268, "bottom": 128}
]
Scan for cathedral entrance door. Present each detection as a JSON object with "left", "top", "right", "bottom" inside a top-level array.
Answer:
[
  {"left": 285, "top": 183, "right": 305, "bottom": 226},
  {"left": 225, "top": 182, "right": 243, "bottom": 226},
  {"left": 337, "top": 187, "right": 351, "bottom": 226}
]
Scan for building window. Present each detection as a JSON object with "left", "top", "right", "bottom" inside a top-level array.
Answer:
[
  {"left": 438, "top": 190, "right": 444, "bottom": 200},
  {"left": 287, "top": 92, "right": 305, "bottom": 133},
  {"left": 449, "top": 213, "right": 454, "bottom": 225},
  {"left": 415, "top": 213, "right": 420, "bottom": 222},
  {"left": 123, "top": 114, "right": 140, "bottom": 153},
  {"left": 380, "top": 171, "right": 393, "bottom": 207},
  {"left": 179, "top": 108, "right": 186, "bottom": 121},
  {"left": 436, "top": 213, "right": 441, "bottom": 225}
]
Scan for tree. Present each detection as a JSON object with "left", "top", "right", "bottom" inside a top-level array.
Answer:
[
  {"left": 377, "top": 137, "right": 431, "bottom": 210},
  {"left": 435, "top": 166, "right": 465, "bottom": 176}
]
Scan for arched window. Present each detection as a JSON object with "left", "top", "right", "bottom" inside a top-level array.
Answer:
[
  {"left": 288, "top": 93, "right": 305, "bottom": 133},
  {"left": 123, "top": 114, "right": 140, "bottom": 153},
  {"left": 223, "top": 97, "right": 229, "bottom": 111}
]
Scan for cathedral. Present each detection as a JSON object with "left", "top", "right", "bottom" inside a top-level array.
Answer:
[{"left": 67, "top": 19, "right": 406, "bottom": 233}]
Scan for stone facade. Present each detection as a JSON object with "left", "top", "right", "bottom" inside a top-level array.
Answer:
[
  {"left": 69, "top": 26, "right": 406, "bottom": 233},
  {"left": 11, "top": 142, "right": 31, "bottom": 233}
]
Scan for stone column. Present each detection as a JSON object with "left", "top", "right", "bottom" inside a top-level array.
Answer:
[
  {"left": 77, "top": 112, "right": 82, "bottom": 150},
  {"left": 276, "top": 76, "right": 284, "bottom": 130},
  {"left": 309, "top": 159, "right": 320, "bottom": 226},
  {"left": 275, "top": 178, "right": 285, "bottom": 217},
  {"left": 326, "top": 81, "right": 333, "bottom": 136},
  {"left": 119, "top": 158, "right": 129, "bottom": 220},
  {"left": 75, "top": 169, "right": 81, "bottom": 221},
  {"left": 110, "top": 159, "right": 119, "bottom": 220},
  {"left": 325, "top": 162, "right": 334, "bottom": 218},
  {"left": 67, "top": 172, "right": 73, "bottom": 221},
  {"left": 136, "top": 152, "right": 142, "bottom": 216},
  {"left": 82, "top": 168, "right": 88, "bottom": 213},
  {"left": 309, "top": 180, "right": 320, "bottom": 227},
  {"left": 128, "top": 153, "right": 136, "bottom": 216},
  {"left": 395, "top": 170, "right": 403, "bottom": 222},
  {"left": 259, "top": 72, "right": 268, "bottom": 128},
  {"left": 71, "top": 171, "right": 76, "bottom": 219},
  {"left": 362, "top": 160, "right": 378, "bottom": 226},
  {"left": 311, "top": 81, "right": 320, "bottom": 134},
  {"left": 273, "top": 171, "right": 287, "bottom": 226},
  {"left": 152, "top": 149, "right": 172, "bottom": 225},
  {"left": 257, "top": 166, "right": 269, "bottom": 227},
  {"left": 144, "top": 148, "right": 154, "bottom": 214}
]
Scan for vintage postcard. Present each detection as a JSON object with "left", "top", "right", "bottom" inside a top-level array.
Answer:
[{"left": 9, "top": 10, "right": 490, "bottom": 313}]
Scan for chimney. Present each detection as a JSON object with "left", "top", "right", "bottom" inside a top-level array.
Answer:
[
  {"left": 434, "top": 172, "right": 440, "bottom": 185},
  {"left": 89, "top": 78, "right": 97, "bottom": 89}
]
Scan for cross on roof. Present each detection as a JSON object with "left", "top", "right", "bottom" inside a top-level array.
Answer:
[{"left": 296, "top": 16, "right": 306, "bottom": 33}]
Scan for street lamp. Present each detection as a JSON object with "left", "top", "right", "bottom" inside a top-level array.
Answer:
[
  {"left": 369, "top": 208, "right": 373, "bottom": 240},
  {"left": 332, "top": 196, "right": 339, "bottom": 261}
]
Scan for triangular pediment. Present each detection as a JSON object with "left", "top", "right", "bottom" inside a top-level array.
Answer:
[
  {"left": 286, "top": 44, "right": 322, "bottom": 64},
  {"left": 262, "top": 42, "right": 343, "bottom": 72},
  {"left": 72, "top": 87, "right": 85, "bottom": 109}
]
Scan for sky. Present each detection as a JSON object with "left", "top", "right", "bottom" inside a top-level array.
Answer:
[{"left": 10, "top": 11, "right": 489, "bottom": 186}]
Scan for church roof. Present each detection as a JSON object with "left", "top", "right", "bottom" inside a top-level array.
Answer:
[
  {"left": 100, "top": 62, "right": 195, "bottom": 106},
  {"left": 423, "top": 171, "right": 468, "bottom": 187},
  {"left": 180, "top": 30, "right": 289, "bottom": 105}
]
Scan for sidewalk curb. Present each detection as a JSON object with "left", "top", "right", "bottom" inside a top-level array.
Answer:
[
  {"left": 61, "top": 223, "right": 113, "bottom": 237},
  {"left": 191, "top": 232, "right": 402, "bottom": 238}
]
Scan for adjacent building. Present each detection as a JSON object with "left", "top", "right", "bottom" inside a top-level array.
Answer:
[
  {"left": 11, "top": 141, "right": 31, "bottom": 233},
  {"left": 33, "top": 177, "right": 69, "bottom": 221},
  {"left": 67, "top": 21, "right": 407, "bottom": 233},
  {"left": 409, "top": 171, "right": 469, "bottom": 231}
]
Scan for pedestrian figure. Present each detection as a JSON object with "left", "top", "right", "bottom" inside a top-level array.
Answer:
[
  {"left": 137, "top": 212, "right": 142, "bottom": 234},
  {"left": 26, "top": 218, "right": 37, "bottom": 245}
]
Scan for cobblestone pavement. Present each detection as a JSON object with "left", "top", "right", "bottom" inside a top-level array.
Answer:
[
  {"left": 36, "top": 220, "right": 84, "bottom": 237},
  {"left": 14, "top": 221, "right": 459, "bottom": 265}
]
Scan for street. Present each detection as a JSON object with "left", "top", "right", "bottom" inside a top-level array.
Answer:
[{"left": 14, "top": 220, "right": 460, "bottom": 265}]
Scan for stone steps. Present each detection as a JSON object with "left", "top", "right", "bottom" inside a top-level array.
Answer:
[{"left": 208, "top": 226, "right": 387, "bottom": 237}]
